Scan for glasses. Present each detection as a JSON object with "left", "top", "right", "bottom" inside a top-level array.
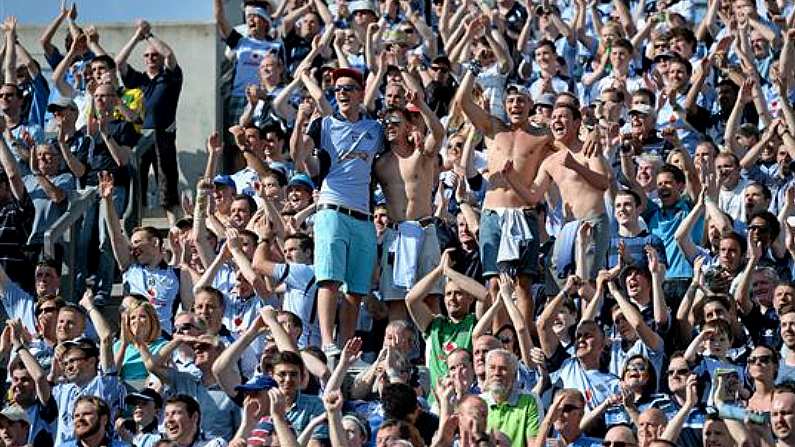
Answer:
[
  {"left": 430, "top": 65, "right": 449, "bottom": 73},
  {"left": 626, "top": 363, "right": 648, "bottom": 373},
  {"left": 333, "top": 85, "right": 360, "bottom": 93},
  {"left": 498, "top": 336, "right": 515, "bottom": 344},
  {"left": 143, "top": 53, "right": 159, "bottom": 59},
  {"left": 748, "top": 224, "right": 770, "bottom": 233},
  {"left": 63, "top": 357, "right": 87, "bottom": 366},
  {"left": 401, "top": 28, "right": 415, "bottom": 34},
  {"left": 384, "top": 116, "right": 403, "bottom": 125},
  {"left": 667, "top": 367, "right": 689, "bottom": 376},
  {"left": 748, "top": 355, "right": 773, "bottom": 365},
  {"left": 175, "top": 323, "right": 196, "bottom": 333},
  {"left": 603, "top": 442, "right": 637, "bottom": 447},
  {"left": 561, "top": 404, "right": 583, "bottom": 413}
]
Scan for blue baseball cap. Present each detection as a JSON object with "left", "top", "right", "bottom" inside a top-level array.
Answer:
[
  {"left": 286, "top": 173, "right": 315, "bottom": 191},
  {"left": 213, "top": 175, "right": 237, "bottom": 192},
  {"left": 235, "top": 374, "right": 278, "bottom": 393}
]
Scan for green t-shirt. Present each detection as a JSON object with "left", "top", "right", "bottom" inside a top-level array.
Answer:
[
  {"left": 485, "top": 392, "right": 543, "bottom": 447},
  {"left": 425, "top": 314, "right": 476, "bottom": 391}
]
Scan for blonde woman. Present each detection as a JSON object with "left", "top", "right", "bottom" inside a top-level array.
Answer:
[{"left": 114, "top": 298, "right": 167, "bottom": 384}]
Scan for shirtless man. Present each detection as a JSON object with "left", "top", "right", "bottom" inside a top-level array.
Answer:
[
  {"left": 505, "top": 104, "right": 610, "bottom": 291},
  {"left": 373, "top": 91, "right": 445, "bottom": 320},
  {"left": 459, "top": 71, "right": 553, "bottom": 322}
]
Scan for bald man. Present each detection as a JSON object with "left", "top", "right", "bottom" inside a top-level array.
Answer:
[
  {"left": 604, "top": 425, "right": 638, "bottom": 445},
  {"left": 638, "top": 408, "right": 668, "bottom": 447}
]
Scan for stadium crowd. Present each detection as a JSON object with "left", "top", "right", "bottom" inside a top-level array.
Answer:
[{"left": 1, "top": 0, "right": 795, "bottom": 445}]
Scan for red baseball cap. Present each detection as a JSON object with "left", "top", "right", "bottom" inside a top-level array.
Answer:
[{"left": 331, "top": 68, "right": 364, "bottom": 88}]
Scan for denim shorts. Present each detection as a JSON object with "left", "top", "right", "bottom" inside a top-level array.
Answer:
[
  {"left": 479, "top": 208, "right": 540, "bottom": 278},
  {"left": 313, "top": 209, "right": 377, "bottom": 295}
]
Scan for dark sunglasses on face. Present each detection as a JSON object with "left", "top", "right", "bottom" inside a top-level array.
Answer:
[
  {"left": 626, "top": 363, "right": 648, "bottom": 373},
  {"left": 498, "top": 336, "right": 514, "bottom": 344},
  {"left": 430, "top": 65, "right": 449, "bottom": 73},
  {"left": 603, "top": 442, "right": 637, "bottom": 447},
  {"left": 561, "top": 404, "right": 583, "bottom": 413},
  {"left": 384, "top": 116, "right": 403, "bottom": 125},
  {"left": 748, "top": 355, "right": 773, "bottom": 365},
  {"left": 748, "top": 224, "right": 770, "bottom": 233},
  {"left": 667, "top": 367, "right": 689, "bottom": 376},
  {"left": 333, "top": 85, "right": 360, "bottom": 93}
]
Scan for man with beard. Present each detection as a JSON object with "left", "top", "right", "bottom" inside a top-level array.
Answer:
[
  {"left": 69, "top": 396, "right": 126, "bottom": 447},
  {"left": 772, "top": 382, "right": 795, "bottom": 446},
  {"left": 137, "top": 333, "right": 241, "bottom": 440},
  {"left": 291, "top": 68, "right": 383, "bottom": 355},
  {"left": 777, "top": 305, "right": 795, "bottom": 383},
  {"left": 480, "top": 349, "right": 542, "bottom": 447},
  {"left": 162, "top": 394, "right": 227, "bottom": 447},
  {"left": 459, "top": 74, "right": 552, "bottom": 326},
  {"left": 102, "top": 172, "right": 181, "bottom": 335},
  {"left": 514, "top": 104, "right": 610, "bottom": 289},
  {"left": 407, "top": 249, "right": 489, "bottom": 395},
  {"left": 533, "top": 390, "right": 601, "bottom": 447},
  {"left": 373, "top": 92, "right": 444, "bottom": 320}
]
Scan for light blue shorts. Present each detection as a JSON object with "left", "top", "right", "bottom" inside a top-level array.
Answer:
[{"left": 313, "top": 209, "right": 377, "bottom": 295}]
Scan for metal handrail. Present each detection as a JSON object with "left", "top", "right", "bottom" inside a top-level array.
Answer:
[{"left": 43, "top": 188, "right": 98, "bottom": 300}]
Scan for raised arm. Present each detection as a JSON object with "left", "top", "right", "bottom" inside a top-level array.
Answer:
[
  {"left": 226, "top": 228, "right": 270, "bottom": 297},
  {"left": 537, "top": 277, "right": 578, "bottom": 357},
  {"left": 406, "top": 252, "right": 447, "bottom": 333},
  {"left": 408, "top": 90, "right": 445, "bottom": 156},
  {"left": 52, "top": 34, "right": 83, "bottom": 98},
  {"left": 607, "top": 280, "right": 664, "bottom": 352},
  {"left": 145, "top": 32, "right": 179, "bottom": 71},
  {"left": 99, "top": 172, "right": 132, "bottom": 270},
  {"left": 0, "top": 119, "right": 26, "bottom": 202},
  {"left": 724, "top": 79, "right": 754, "bottom": 155},
  {"left": 39, "top": 1, "right": 71, "bottom": 58},
  {"left": 213, "top": 0, "right": 234, "bottom": 40},
  {"left": 115, "top": 20, "right": 148, "bottom": 76},
  {"left": 735, "top": 234, "right": 762, "bottom": 315},
  {"left": 11, "top": 319, "right": 51, "bottom": 404},
  {"left": 674, "top": 187, "right": 706, "bottom": 262},
  {"left": 457, "top": 65, "right": 497, "bottom": 138},
  {"left": 498, "top": 274, "right": 533, "bottom": 366},
  {"left": 79, "top": 289, "right": 114, "bottom": 371},
  {"left": 14, "top": 40, "right": 41, "bottom": 79},
  {"left": 647, "top": 246, "right": 669, "bottom": 329},
  {"left": 213, "top": 318, "right": 267, "bottom": 397},
  {"left": 3, "top": 17, "right": 18, "bottom": 84}
]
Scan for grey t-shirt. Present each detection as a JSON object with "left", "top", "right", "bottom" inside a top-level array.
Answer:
[{"left": 23, "top": 172, "right": 76, "bottom": 244}]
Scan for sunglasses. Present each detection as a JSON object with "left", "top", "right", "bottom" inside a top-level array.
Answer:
[
  {"left": 561, "top": 404, "right": 583, "bottom": 412},
  {"left": 498, "top": 336, "right": 514, "bottom": 344},
  {"left": 748, "top": 355, "right": 773, "bottom": 365},
  {"left": 667, "top": 367, "right": 689, "bottom": 376},
  {"left": 430, "top": 65, "right": 449, "bottom": 73},
  {"left": 603, "top": 442, "right": 637, "bottom": 447},
  {"left": 333, "top": 85, "right": 361, "bottom": 93},
  {"left": 748, "top": 224, "right": 770, "bottom": 232},
  {"left": 626, "top": 363, "right": 648, "bottom": 373},
  {"left": 384, "top": 116, "right": 403, "bottom": 125},
  {"left": 175, "top": 323, "right": 196, "bottom": 333}
]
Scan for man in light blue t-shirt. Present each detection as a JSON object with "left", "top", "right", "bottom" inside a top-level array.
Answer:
[{"left": 295, "top": 68, "right": 383, "bottom": 356}]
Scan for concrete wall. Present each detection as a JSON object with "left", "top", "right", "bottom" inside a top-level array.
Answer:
[{"left": 16, "top": 21, "right": 222, "bottom": 198}]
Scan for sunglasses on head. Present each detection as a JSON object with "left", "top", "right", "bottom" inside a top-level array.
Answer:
[
  {"left": 384, "top": 116, "right": 403, "bottom": 125},
  {"left": 333, "top": 84, "right": 360, "bottom": 93}
]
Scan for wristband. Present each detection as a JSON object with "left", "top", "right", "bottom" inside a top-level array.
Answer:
[{"left": 13, "top": 345, "right": 26, "bottom": 354}]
